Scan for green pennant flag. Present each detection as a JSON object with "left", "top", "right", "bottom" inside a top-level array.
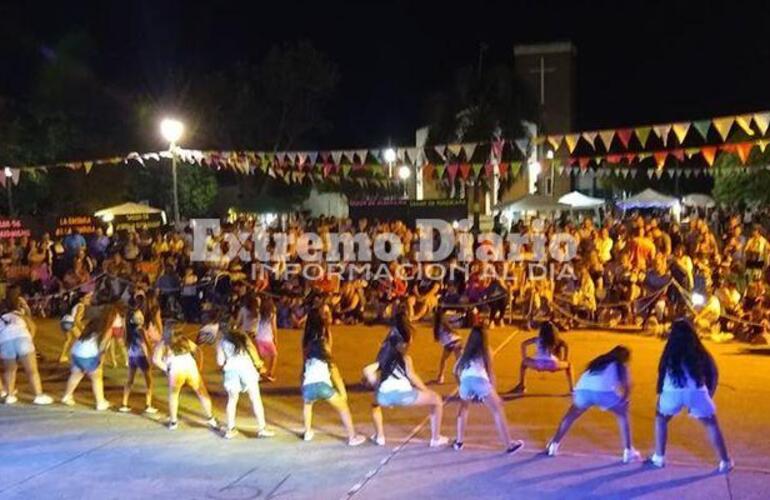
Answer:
[
  {"left": 472, "top": 163, "right": 483, "bottom": 177},
  {"left": 635, "top": 126, "right": 652, "bottom": 147},
  {"left": 342, "top": 164, "right": 352, "bottom": 177},
  {"left": 510, "top": 161, "right": 522, "bottom": 179},
  {"left": 692, "top": 120, "right": 711, "bottom": 140},
  {"left": 435, "top": 164, "right": 447, "bottom": 178}
]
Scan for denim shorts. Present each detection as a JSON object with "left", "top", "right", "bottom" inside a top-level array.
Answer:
[
  {"left": 459, "top": 376, "right": 492, "bottom": 402},
  {"left": 0, "top": 337, "right": 35, "bottom": 360},
  {"left": 128, "top": 355, "right": 150, "bottom": 372},
  {"left": 302, "top": 382, "right": 335, "bottom": 402},
  {"left": 573, "top": 390, "right": 623, "bottom": 411},
  {"left": 223, "top": 369, "right": 259, "bottom": 394},
  {"left": 377, "top": 389, "right": 419, "bottom": 407},
  {"left": 72, "top": 355, "right": 101, "bottom": 374},
  {"left": 658, "top": 389, "right": 716, "bottom": 419}
]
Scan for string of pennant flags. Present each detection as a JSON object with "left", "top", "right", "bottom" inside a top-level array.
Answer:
[{"left": 3, "top": 110, "right": 770, "bottom": 188}]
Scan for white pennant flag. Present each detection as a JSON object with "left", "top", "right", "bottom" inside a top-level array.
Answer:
[
  {"left": 462, "top": 142, "right": 477, "bottom": 161},
  {"left": 581, "top": 131, "right": 598, "bottom": 147},
  {"left": 331, "top": 151, "right": 343, "bottom": 165},
  {"left": 754, "top": 112, "right": 770, "bottom": 135},
  {"left": 434, "top": 145, "right": 447, "bottom": 159},
  {"left": 307, "top": 151, "right": 318, "bottom": 165},
  {"left": 10, "top": 168, "right": 20, "bottom": 186},
  {"left": 514, "top": 138, "right": 529, "bottom": 155},
  {"left": 343, "top": 151, "right": 355, "bottom": 163},
  {"left": 653, "top": 124, "right": 672, "bottom": 145},
  {"left": 406, "top": 148, "right": 419, "bottom": 164},
  {"left": 355, "top": 150, "right": 368, "bottom": 163}
]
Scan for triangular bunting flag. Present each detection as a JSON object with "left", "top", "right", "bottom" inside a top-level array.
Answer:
[
  {"left": 462, "top": 143, "right": 478, "bottom": 161},
  {"left": 355, "top": 150, "right": 368, "bottom": 163},
  {"left": 434, "top": 145, "right": 447, "bottom": 159},
  {"left": 652, "top": 124, "right": 672, "bottom": 146},
  {"left": 343, "top": 151, "right": 356, "bottom": 163},
  {"left": 447, "top": 144, "right": 462, "bottom": 157},
  {"left": 654, "top": 152, "right": 668, "bottom": 168},
  {"left": 581, "top": 131, "right": 598, "bottom": 147},
  {"left": 447, "top": 163, "right": 459, "bottom": 181},
  {"left": 635, "top": 127, "right": 652, "bottom": 147},
  {"left": 307, "top": 152, "right": 318, "bottom": 166},
  {"left": 758, "top": 140, "right": 769, "bottom": 153},
  {"left": 341, "top": 164, "right": 351, "bottom": 177},
  {"left": 83, "top": 161, "right": 93, "bottom": 174},
  {"left": 646, "top": 168, "right": 654, "bottom": 178},
  {"left": 472, "top": 163, "right": 483, "bottom": 178},
  {"left": 509, "top": 161, "right": 522, "bottom": 179},
  {"left": 616, "top": 129, "right": 633, "bottom": 148},
  {"left": 623, "top": 153, "right": 637, "bottom": 163},
  {"left": 578, "top": 157, "right": 591, "bottom": 170},
  {"left": 10, "top": 169, "right": 20, "bottom": 185},
  {"left": 514, "top": 138, "right": 530, "bottom": 156},
  {"left": 606, "top": 154, "right": 622, "bottom": 164},
  {"left": 700, "top": 146, "right": 717, "bottom": 166},
  {"left": 684, "top": 148, "right": 701, "bottom": 159},
  {"left": 736, "top": 115, "right": 755, "bottom": 136},
  {"left": 564, "top": 134, "right": 580, "bottom": 153},
  {"left": 753, "top": 112, "right": 770, "bottom": 136},
  {"left": 691, "top": 120, "right": 711, "bottom": 140},
  {"left": 671, "top": 149, "right": 685, "bottom": 162},
  {"left": 672, "top": 122, "right": 691, "bottom": 143},
  {"left": 422, "top": 163, "right": 434, "bottom": 179},
  {"left": 331, "top": 151, "right": 343, "bottom": 166},
  {"left": 736, "top": 142, "right": 754, "bottom": 164},
  {"left": 435, "top": 164, "right": 447, "bottom": 178},
  {"left": 547, "top": 135, "right": 564, "bottom": 151},
  {"left": 459, "top": 163, "right": 471, "bottom": 180},
  {"left": 406, "top": 147, "right": 420, "bottom": 164},
  {"left": 712, "top": 117, "right": 734, "bottom": 141},
  {"left": 619, "top": 168, "right": 629, "bottom": 178},
  {"left": 598, "top": 130, "right": 615, "bottom": 150},
  {"left": 484, "top": 162, "right": 494, "bottom": 177}
]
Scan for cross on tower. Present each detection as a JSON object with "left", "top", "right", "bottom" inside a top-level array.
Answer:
[{"left": 528, "top": 56, "right": 557, "bottom": 106}]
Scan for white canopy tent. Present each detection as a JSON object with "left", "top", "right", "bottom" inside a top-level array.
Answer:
[
  {"left": 95, "top": 202, "right": 167, "bottom": 222},
  {"left": 496, "top": 194, "right": 572, "bottom": 222},
  {"left": 558, "top": 191, "right": 605, "bottom": 209},
  {"left": 681, "top": 193, "right": 716, "bottom": 209},
  {"left": 616, "top": 188, "right": 681, "bottom": 222}
]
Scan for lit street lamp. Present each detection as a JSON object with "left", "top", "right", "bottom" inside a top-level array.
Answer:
[
  {"left": 160, "top": 118, "right": 184, "bottom": 226},
  {"left": 4, "top": 167, "right": 13, "bottom": 215},
  {"left": 383, "top": 147, "right": 396, "bottom": 178},
  {"left": 398, "top": 164, "right": 411, "bottom": 198}
]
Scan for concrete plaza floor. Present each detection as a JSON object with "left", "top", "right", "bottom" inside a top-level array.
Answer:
[{"left": 1, "top": 319, "right": 768, "bottom": 499}]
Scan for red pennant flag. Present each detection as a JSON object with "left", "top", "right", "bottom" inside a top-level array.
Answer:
[
  {"left": 623, "top": 153, "right": 637, "bottom": 163},
  {"left": 484, "top": 162, "right": 495, "bottom": 177},
  {"left": 497, "top": 162, "right": 509, "bottom": 178},
  {"left": 736, "top": 142, "right": 754, "bottom": 164},
  {"left": 422, "top": 163, "right": 434, "bottom": 179},
  {"left": 447, "top": 163, "right": 459, "bottom": 181},
  {"left": 459, "top": 163, "right": 471, "bottom": 180},
  {"left": 700, "top": 146, "right": 717, "bottom": 166},
  {"left": 654, "top": 152, "right": 668, "bottom": 168},
  {"left": 578, "top": 157, "right": 591, "bottom": 169},
  {"left": 606, "top": 154, "right": 622, "bottom": 164},
  {"left": 671, "top": 149, "right": 685, "bottom": 162},
  {"left": 616, "top": 129, "right": 634, "bottom": 148}
]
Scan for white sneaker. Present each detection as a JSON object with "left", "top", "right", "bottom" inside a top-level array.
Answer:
[
  {"left": 205, "top": 417, "right": 218, "bottom": 429},
  {"left": 546, "top": 441, "right": 560, "bottom": 457},
  {"left": 118, "top": 406, "right": 132, "bottom": 413},
  {"left": 143, "top": 406, "right": 158, "bottom": 415},
  {"left": 5, "top": 395, "right": 18, "bottom": 405},
  {"left": 622, "top": 448, "right": 642, "bottom": 464},
  {"left": 223, "top": 428, "right": 237, "bottom": 440},
  {"left": 33, "top": 394, "right": 53, "bottom": 405},
  {"left": 168, "top": 420, "right": 179, "bottom": 430},
  {"left": 718, "top": 459, "right": 734, "bottom": 474},
  {"left": 370, "top": 434, "right": 385, "bottom": 446},
  {"left": 95, "top": 401, "right": 111, "bottom": 411},
  {"left": 348, "top": 434, "right": 366, "bottom": 447},
  {"left": 303, "top": 430, "right": 315, "bottom": 441},
  {"left": 645, "top": 454, "right": 665, "bottom": 468},
  {"left": 61, "top": 396, "right": 75, "bottom": 407},
  {"left": 429, "top": 436, "right": 449, "bottom": 448},
  {"left": 256, "top": 428, "right": 275, "bottom": 438}
]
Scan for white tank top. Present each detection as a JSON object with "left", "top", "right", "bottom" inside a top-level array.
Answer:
[
  {"left": 256, "top": 317, "right": 274, "bottom": 342},
  {"left": 662, "top": 366, "right": 708, "bottom": 392},
  {"left": 460, "top": 358, "right": 490, "bottom": 381},
  {"left": 303, "top": 358, "right": 332, "bottom": 386},
  {"left": 219, "top": 339, "right": 256, "bottom": 374},
  {"left": 239, "top": 308, "right": 259, "bottom": 335},
  {"left": 378, "top": 365, "right": 413, "bottom": 393},
  {"left": 575, "top": 363, "right": 621, "bottom": 392}
]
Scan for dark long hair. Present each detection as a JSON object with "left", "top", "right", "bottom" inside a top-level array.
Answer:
[
  {"left": 432, "top": 309, "right": 451, "bottom": 341},
  {"left": 302, "top": 303, "right": 331, "bottom": 362},
  {"left": 658, "top": 319, "right": 717, "bottom": 392},
  {"left": 223, "top": 327, "right": 250, "bottom": 355},
  {"left": 377, "top": 333, "right": 407, "bottom": 384},
  {"left": 538, "top": 321, "right": 560, "bottom": 351},
  {"left": 586, "top": 345, "right": 630, "bottom": 375},
  {"left": 392, "top": 310, "right": 414, "bottom": 345},
  {"left": 457, "top": 325, "right": 490, "bottom": 372},
  {"left": 80, "top": 314, "right": 109, "bottom": 342}
]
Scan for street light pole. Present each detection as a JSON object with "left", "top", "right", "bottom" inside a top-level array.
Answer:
[
  {"left": 4, "top": 168, "right": 13, "bottom": 216},
  {"left": 170, "top": 143, "right": 180, "bottom": 226}
]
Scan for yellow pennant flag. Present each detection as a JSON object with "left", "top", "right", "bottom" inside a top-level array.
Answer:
[
  {"left": 547, "top": 135, "right": 564, "bottom": 151},
  {"left": 635, "top": 126, "right": 652, "bottom": 147},
  {"left": 672, "top": 122, "right": 691, "bottom": 143},
  {"left": 564, "top": 134, "right": 580, "bottom": 153},
  {"left": 598, "top": 130, "right": 615, "bottom": 150},
  {"left": 758, "top": 140, "right": 769, "bottom": 153},
  {"left": 735, "top": 114, "right": 755, "bottom": 136},
  {"left": 753, "top": 112, "right": 770, "bottom": 135},
  {"left": 712, "top": 117, "right": 735, "bottom": 141}
]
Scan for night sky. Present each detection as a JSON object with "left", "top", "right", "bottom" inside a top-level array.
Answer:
[{"left": 2, "top": 0, "right": 770, "bottom": 149}]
